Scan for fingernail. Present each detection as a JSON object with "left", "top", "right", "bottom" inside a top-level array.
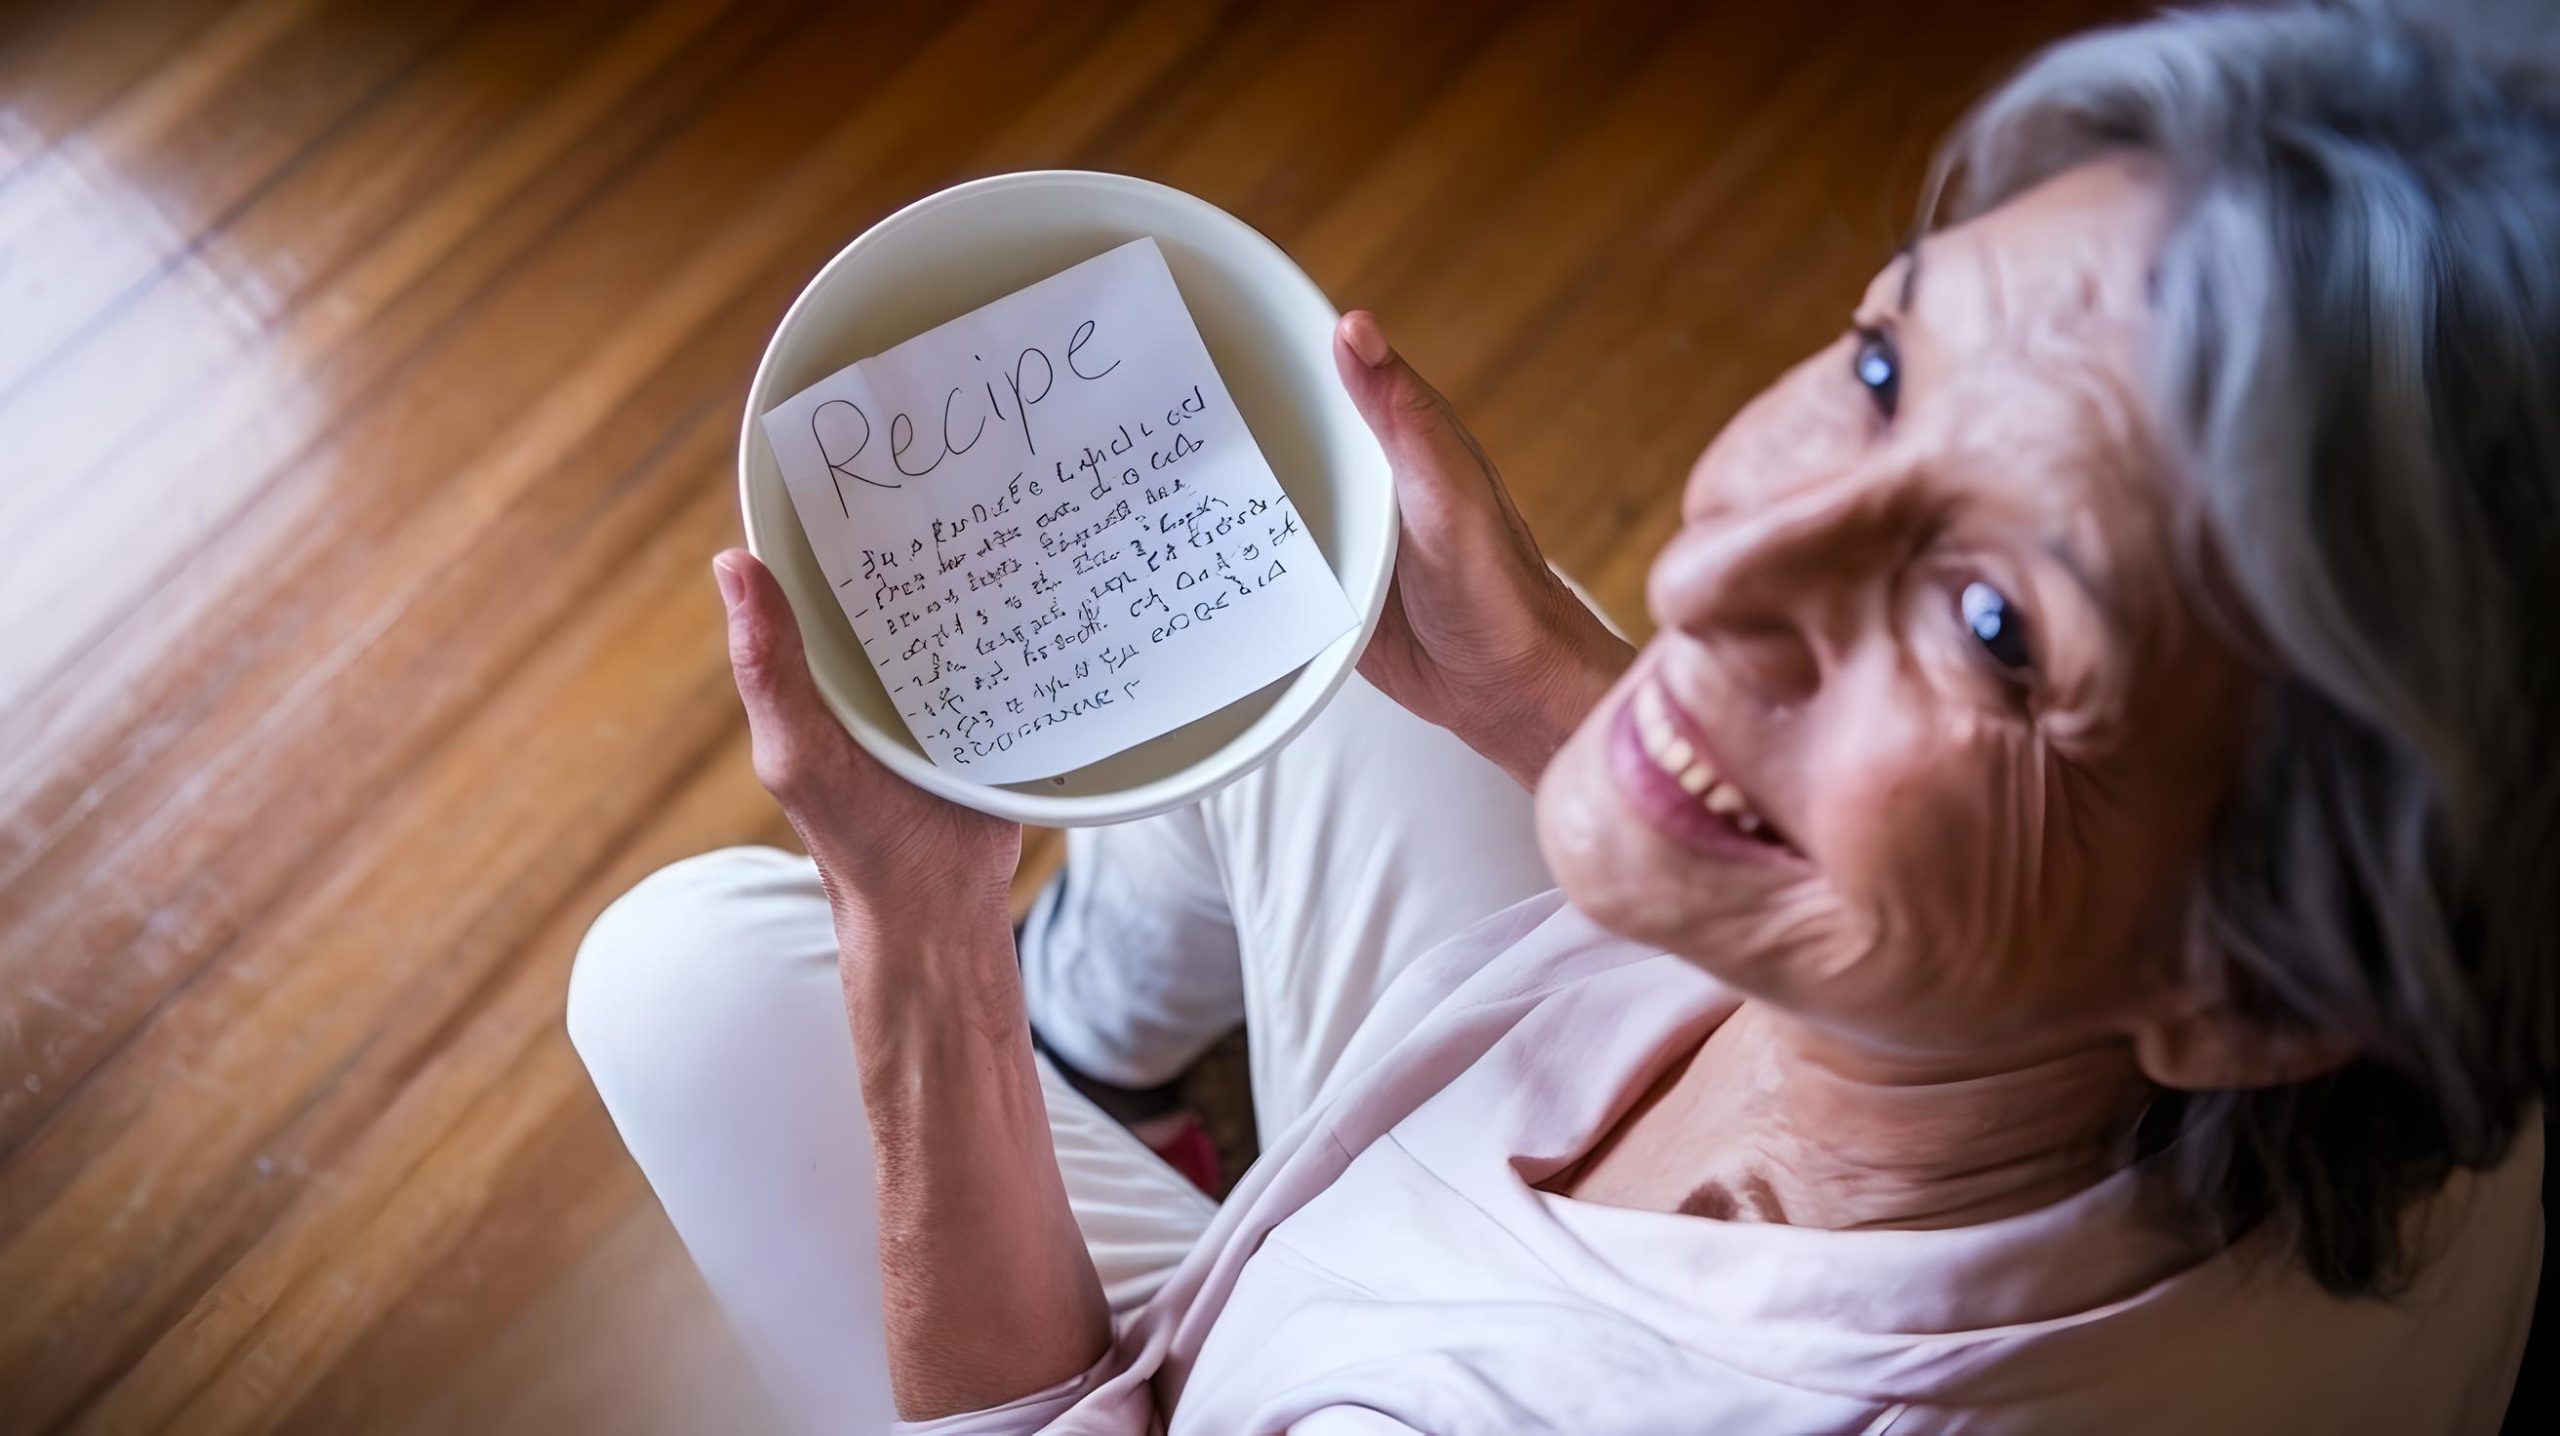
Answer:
[
  {"left": 712, "top": 552, "right": 745, "bottom": 608},
  {"left": 1344, "top": 312, "right": 1391, "bottom": 368}
]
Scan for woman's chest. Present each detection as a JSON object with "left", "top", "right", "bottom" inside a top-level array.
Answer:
[
  {"left": 1176, "top": 1135, "right": 1888, "bottom": 1435},
  {"left": 1531, "top": 1019, "right": 1788, "bottom": 1220}
]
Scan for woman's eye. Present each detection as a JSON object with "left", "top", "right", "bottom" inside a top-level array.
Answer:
[
  {"left": 1852, "top": 326, "right": 1899, "bottom": 419},
  {"left": 1960, "top": 581, "right": 2033, "bottom": 672}
]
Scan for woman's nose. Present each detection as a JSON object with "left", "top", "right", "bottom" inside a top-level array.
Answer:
[{"left": 1646, "top": 470, "right": 1911, "bottom": 706}]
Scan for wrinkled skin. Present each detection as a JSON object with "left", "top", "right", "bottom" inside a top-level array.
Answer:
[{"left": 1541, "top": 156, "right": 2261, "bottom": 1075}]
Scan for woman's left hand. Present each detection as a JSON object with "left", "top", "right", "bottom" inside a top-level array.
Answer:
[
  {"left": 1334, "top": 312, "right": 1635, "bottom": 787},
  {"left": 712, "top": 548, "right": 1021, "bottom": 962}
]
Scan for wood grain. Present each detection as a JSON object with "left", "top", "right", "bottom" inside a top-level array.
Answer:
[{"left": 0, "top": 1, "right": 2126, "bottom": 1428}]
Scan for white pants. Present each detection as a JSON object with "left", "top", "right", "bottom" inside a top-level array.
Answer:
[{"left": 568, "top": 675, "right": 1553, "bottom": 1433}]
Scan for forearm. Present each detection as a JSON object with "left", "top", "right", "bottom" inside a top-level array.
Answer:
[{"left": 841, "top": 907, "right": 1110, "bottom": 1422}]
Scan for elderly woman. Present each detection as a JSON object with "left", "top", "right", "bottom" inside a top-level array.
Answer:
[{"left": 570, "top": 4, "right": 2554, "bottom": 1432}]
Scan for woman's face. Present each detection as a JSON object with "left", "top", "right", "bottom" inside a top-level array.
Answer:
[{"left": 1540, "top": 157, "right": 2255, "bottom": 1058}]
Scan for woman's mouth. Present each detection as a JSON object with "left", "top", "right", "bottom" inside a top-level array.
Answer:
[{"left": 1606, "top": 673, "right": 1797, "bottom": 862}]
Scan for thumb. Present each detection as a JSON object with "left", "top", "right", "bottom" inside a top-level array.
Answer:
[
  {"left": 714, "top": 548, "right": 854, "bottom": 802},
  {"left": 1332, "top": 310, "right": 1538, "bottom": 552}
]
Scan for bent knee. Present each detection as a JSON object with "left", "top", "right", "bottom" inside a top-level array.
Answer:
[{"left": 566, "top": 845, "right": 825, "bottom": 1073}]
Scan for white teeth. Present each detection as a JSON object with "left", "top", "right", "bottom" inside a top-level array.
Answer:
[
  {"left": 1632, "top": 683, "right": 1682, "bottom": 765},
  {"left": 1631, "top": 678, "right": 1777, "bottom": 842}
]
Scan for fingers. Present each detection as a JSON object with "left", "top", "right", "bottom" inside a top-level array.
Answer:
[
  {"left": 714, "top": 548, "right": 855, "bottom": 803},
  {"left": 1335, "top": 311, "right": 1484, "bottom": 493},
  {"left": 1333, "top": 310, "right": 1547, "bottom": 558},
  {"left": 1335, "top": 311, "right": 1532, "bottom": 531}
]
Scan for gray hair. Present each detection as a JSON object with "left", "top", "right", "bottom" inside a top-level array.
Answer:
[{"left": 1932, "top": 2, "right": 2560, "bottom": 1295}]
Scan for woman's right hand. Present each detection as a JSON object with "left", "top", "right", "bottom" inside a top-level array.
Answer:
[
  {"left": 1333, "top": 311, "right": 1636, "bottom": 787},
  {"left": 715, "top": 548, "right": 1106, "bottom": 1420}
]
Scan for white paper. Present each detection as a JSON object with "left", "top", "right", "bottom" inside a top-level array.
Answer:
[{"left": 760, "top": 237, "right": 1358, "bottom": 785}]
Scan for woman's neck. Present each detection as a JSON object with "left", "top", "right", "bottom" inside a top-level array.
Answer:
[{"left": 1556, "top": 1002, "right": 2152, "bottom": 1231}]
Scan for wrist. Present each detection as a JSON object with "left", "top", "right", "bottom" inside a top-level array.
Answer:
[
  {"left": 1480, "top": 592, "right": 1634, "bottom": 786},
  {"left": 834, "top": 903, "right": 1022, "bottom": 1067}
]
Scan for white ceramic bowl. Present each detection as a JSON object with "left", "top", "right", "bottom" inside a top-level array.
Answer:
[{"left": 739, "top": 171, "right": 1395, "bottom": 826}]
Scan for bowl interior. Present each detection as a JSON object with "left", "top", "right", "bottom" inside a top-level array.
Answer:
[{"left": 740, "top": 172, "right": 1393, "bottom": 825}]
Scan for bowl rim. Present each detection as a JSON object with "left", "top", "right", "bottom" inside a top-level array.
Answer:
[{"left": 735, "top": 169, "right": 1396, "bottom": 826}]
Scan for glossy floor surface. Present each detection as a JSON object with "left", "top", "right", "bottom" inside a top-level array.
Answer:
[{"left": 0, "top": 0, "right": 2121, "bottom": 1429}]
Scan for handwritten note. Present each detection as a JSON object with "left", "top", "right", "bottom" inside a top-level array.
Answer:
[{"left": 760, "top": 238, "right": 1358, "bottom": 785}]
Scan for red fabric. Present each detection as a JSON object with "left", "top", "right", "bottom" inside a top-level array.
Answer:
[{"left": 1146, "top": 1115, "right": 1222, "bottom": 1196}]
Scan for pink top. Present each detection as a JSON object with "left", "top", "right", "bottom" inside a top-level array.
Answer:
[{"left": 909, "top": 893, "right": 2542, "bottom": 1434}]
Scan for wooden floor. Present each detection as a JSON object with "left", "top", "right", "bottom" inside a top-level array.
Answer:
[{"left": 0, "top": 1, "right": 2128, "bottom": 1430}]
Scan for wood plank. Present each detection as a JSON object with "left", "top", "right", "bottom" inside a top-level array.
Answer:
[
  {"left": 0, "top": 0, "right": 476, "bottom": 396},
  {"left": 0, "top": 0, "right": 225, "bottom": 181},
  {"left": 0, "top": 0, "right": 984, "bottom": 1153},
  {"left": 0, "top": 0, "right": 797, "bottom": 722}
]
